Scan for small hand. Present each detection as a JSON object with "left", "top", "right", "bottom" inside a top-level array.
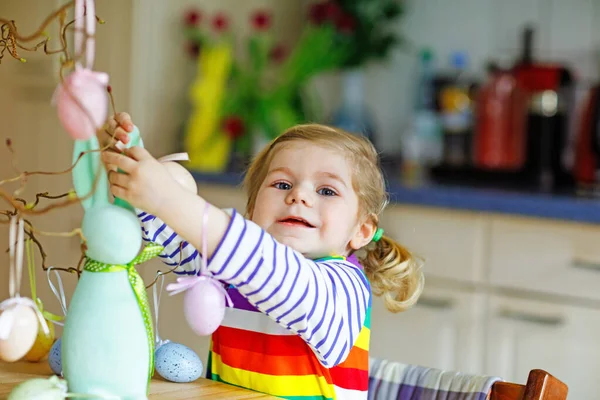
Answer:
[
  {"left": 100, "top": 112, "right": 135, "bottom": 149},
  {"left": 101, "top": 146, "right": 182, "bottom": 216}
]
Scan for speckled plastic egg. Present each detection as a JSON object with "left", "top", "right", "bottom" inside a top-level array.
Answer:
[
  {"left": 155, "top": 342, "right": 203, "bottom": 383},
  {"left": 48, "top": 338, "right": 62, "bottom": 376}
]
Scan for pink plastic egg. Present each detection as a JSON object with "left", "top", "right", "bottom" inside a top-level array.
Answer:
[
  {"left": 0, "top": 304, "right": 39, "bottom": 362},
  {"left": 54, "top": 68, "right": 109, "bottom": 140},
  {"left": 183, "top": 279, "right": 225, "bottom": 336},
  {"left": 163, "top": 162, "right": 198, "bottom": 194}
]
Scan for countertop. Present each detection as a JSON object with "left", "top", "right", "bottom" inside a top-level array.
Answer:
[
  {"left": 0, "top": 361, "right": 276, "bottom": 399},
  {"left": 191, "top": 171, "right": 600, "bottom": 225}
]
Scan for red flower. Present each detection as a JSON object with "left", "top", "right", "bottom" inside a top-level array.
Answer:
[
  {"left": 335, "top": 13, "right": 356, "bottom": 34},
  {"left": 269, "top": 44, "right": 287, "bottom": 63},
  {"left": 308, "top": 1, "right": 342, "bottom": 25},
  {"left": 251, "top": 10, "right": 272, "bottom": 31},
  {"left": 222, "top": 116, "right": 245, "bottom": 139},
  {"left": 324, "top": 2, "right": 342, "bottom": 21},
  {"left": 308, "top": 2, "right": 328, "bottom": 25},
  {"left": 212, "top": 13, "right": 229, "bottom": 32},
  {"left": 184, "top": 9, "right": 202, "bottom": 26}
]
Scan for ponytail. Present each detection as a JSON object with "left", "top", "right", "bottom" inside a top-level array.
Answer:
[{"left": 360, "top": 235, "right": 424, "bottom": 313}]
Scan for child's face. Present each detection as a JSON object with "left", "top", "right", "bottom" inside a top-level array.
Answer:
[{"left": 252, "top": 142, "right": 374, "bottom": 259}]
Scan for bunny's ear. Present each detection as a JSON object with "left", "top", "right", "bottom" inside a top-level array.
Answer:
[
  {"left": 113, "top": 125, "right": 144, "bottom": 211},
  {"left": 72, "top": 136, "right": 110, "bottom": 210}
]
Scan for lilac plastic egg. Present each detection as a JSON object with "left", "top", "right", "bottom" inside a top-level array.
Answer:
[{"left": 183, "top": 279, "right": 225, "bottom": 336}]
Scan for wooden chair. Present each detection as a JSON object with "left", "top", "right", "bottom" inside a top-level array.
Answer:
[
  {"left": 490, "top": 369, "right": 568, "bottom": 400},
  {"left": 367, "top": 357, "right": 568, "bottom": 400}
]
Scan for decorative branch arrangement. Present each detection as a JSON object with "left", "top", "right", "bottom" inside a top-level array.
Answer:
[
  {"left": 0, "top": 3, "right": 214, "bottom": 398},
  {"left": 0, "top": 4, "right": 181, "bottom": 284}
]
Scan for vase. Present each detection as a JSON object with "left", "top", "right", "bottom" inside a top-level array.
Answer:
[
  {"left": 331, "top": 69, "right": 377, "bottom": 145},
  {"left": 62, "top": 264, "right": 152, "bottom": 399}
]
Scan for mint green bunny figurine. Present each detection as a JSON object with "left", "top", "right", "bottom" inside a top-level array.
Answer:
[{"left": 62, "top": 126, "right": 161, "bottom": 399}]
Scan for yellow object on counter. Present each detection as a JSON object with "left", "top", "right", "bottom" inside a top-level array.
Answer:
[
  {"left": 23, "top": 319, "right": 55, "bottom": 362},
  {"left": 184, "top": 43, "right": 234, "bottom": 172}
]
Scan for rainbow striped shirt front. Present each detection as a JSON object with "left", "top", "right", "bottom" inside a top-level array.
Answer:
[{"left": 138, "top": 208, "right": 372, "bottom": 399}]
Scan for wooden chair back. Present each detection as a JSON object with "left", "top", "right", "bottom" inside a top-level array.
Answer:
[{"left": 490, "top": 369, "right": 568, "bottom": 400}]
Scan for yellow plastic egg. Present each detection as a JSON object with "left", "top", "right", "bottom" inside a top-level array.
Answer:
[
  {"left": 163, "top": 162, "right": 198, "bottom": 194},
  {"left": 24, "top": 317, "right": 55, "bottom": 362},
  {"left": 0, "top": 304, "right": 39, "bottom": 362}
]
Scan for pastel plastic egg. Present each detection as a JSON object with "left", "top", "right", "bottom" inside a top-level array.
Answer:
[
  {"left": 155, "top": 342, "right": 203, "bottom": 383},
  {"left": 81, "top": 205, "right": 142, "bottom": 265},
  {"left": 183, "top": 279, "right": 225, "bottom": 336},
  {"left": 48, "top": 338, "right": 62, "bottom": 375},
  {"left": 163, "top": 162, "right": 198, "bottom": 194},
  {"left": 24, "top": 318, "right": 55, "bottom": 362},
  {"left": 8, "top": 375, "right": 67, "bottom": 400},
  {"left": 0, "top": 304, "right": 39, "bottom": 362},
  {"left": 54, "top": 68, "right": 109, "bottom": 140}
]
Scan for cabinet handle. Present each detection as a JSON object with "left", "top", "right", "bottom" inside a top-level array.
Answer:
[
  {"left": 497, "top": 308, "right": 564, "bottom": 326},
  {"left": 570, "top": 258, "right": 600, "bottom": 271},
  {"left": 417, "top": 297, "right": 453, "bottom": 310}
]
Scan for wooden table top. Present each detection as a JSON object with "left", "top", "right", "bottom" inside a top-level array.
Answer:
[{"left": 0, "top": 361, "right": 277, "bottom": 399}]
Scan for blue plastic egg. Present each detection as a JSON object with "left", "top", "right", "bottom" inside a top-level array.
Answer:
[
  {"left": 155, "top": 342, "right": 203, "bottom": 383},
  {"left": 48, "top": 338, "right": 62, "bottom": 376}
]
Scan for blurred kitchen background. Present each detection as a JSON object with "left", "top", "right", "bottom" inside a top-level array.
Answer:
[{"left": 1, "top": 0, "right": 600, "bottom": 398}]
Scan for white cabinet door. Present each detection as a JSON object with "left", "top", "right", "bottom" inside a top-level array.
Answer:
[
  {"left": 369, "top": 283, "right": 486, "bottom": 375},
  {"left": 486, "top": 295, "right": 600, "bottom": 399},
  {"left": 380, "top": 205, "right": 488, "bottom": 283}
]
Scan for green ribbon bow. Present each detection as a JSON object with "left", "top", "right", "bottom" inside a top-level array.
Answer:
[{"left": 84, "top": 243, "right": 164, "bottom": 389}]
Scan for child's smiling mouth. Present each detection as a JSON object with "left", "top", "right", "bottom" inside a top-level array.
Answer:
[{"left": 277, "top": 216, "right": 316, "bottom": 228}]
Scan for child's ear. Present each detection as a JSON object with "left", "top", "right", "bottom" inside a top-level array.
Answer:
[{"left": 349, "top": 216, "right": 377, "bottom": 251}]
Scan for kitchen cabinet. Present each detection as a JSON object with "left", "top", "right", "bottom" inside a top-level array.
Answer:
[
  {"left": 370, "top": 283, "right": 486, "bottom": 375},
  {"left": 485, "top": 295, "right": 600, "bottom": 400}
]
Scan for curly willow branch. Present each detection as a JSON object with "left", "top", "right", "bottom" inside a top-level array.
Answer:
[{"left": 0, "top": 2, "right": 175, "bottom": 287}]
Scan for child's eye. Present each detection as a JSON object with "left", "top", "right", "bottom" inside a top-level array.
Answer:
[
  {"left": 317, "top": 187, "right": 337, "bottom": 196},
  {"left": 273, "top": 181, "right": 292, "bottom": 190}
]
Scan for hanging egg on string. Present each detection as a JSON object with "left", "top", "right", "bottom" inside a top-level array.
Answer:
[
  {"left": 183, "top": 279, "right": 226, "bottom": 336},
  {"left": 23, "top": 316, "right": 55, "bottom": 362},
  {"left": 48, "top": 338, "right": 62, "bottom": 376},
  {"left": 24, "top": 243, "right": 60, "bottom": 363},
  {"left": 0, "top": 216, "right": 45, "bottom": 362},
  {"left": 162, "top": 160, "right": 198, "bottom": 194},
  {"left": 151, "top": 272, "right": 203, "bottom": 383},
  {"left": 45, "top": 267, "right": 68, "bottom": 374},
  {"left": 0, "top": 304, "right": 39, "bottom": 362},
  {"left": 53, "top": 69, "right": 109, "bottom": 141},
  {"left": 166, "top": 200, "right": 233, "bottom": 338}
]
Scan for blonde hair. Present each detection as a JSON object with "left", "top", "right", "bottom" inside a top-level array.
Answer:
[{"left": 243, "top": 124, "right": 424, "bottom": 313}]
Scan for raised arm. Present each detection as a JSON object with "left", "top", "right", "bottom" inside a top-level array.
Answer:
[
  {"left": 205, "top": 209, "right": 371, "bottom": 367},
  {"left": 136, "top": 209, "right": 199, "bottom": 274}
]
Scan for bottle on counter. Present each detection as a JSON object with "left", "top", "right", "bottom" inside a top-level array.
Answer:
[
  {"left": 402, "top": 48, "right": 442, "bottom": 185},
  {"left": 439, "top": 51, "right": 474, "bottom": 167}
]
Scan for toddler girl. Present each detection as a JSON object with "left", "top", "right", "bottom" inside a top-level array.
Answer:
[{"left": 102, "top": 115, "right": 424, "bottom": 399}]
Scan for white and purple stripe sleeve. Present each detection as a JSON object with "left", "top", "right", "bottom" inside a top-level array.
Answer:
[
  {"left": 207, "top": 209, "right": 371, "bottom": 368},
  {"left": 136, "top": 209, "right": 199, "bottom": 274}
]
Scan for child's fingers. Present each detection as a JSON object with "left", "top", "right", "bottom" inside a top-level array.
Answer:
[
  {"left": 108, "top": 169, "right": 130, "bottom": 189},
  {"left": 125, "top": 146, "right": 152, "bottom": 162},
  {"left": 109, "top": 182, "right": 128, "bottom": 201},
  {"left": 102, "top": 151, "right": 137, "bottom": 173},
  {"left": 115, "top": 112, "right": 134, "bottom": 132},
  {"left": 113, "top": 127, "right": 130, "bottom": 144}
]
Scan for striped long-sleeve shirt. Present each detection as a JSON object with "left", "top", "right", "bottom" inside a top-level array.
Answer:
[{"left": 138, "top": 208, "right": 372, "bottom": 399}]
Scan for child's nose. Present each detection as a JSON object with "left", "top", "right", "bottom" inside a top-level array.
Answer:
[{"left": 285, "top": 187, "right": 313, "bottom": 207}]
